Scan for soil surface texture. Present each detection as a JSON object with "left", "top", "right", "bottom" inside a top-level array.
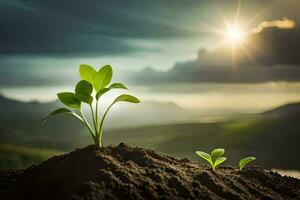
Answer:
[{"left": 0, "top": 143, "right": 299, "bottom": 200}]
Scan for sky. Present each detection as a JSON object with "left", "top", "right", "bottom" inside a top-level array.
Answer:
[{"left": 0, "top": 0, "right": 300, "bottom": 114}]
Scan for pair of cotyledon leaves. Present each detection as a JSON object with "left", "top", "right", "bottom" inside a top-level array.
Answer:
[
  {"left": 196, "top": 149, "right": 227, "bottom": 170},
  {"left": 196, "top": 149, "right": 256, "bottom": 171},
  {"left": 42, "top": 64, "right": 139, "bottom": 124}
]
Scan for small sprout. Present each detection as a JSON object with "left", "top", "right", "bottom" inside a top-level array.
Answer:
[
  {"left": 196, "top": 148, "right": 227, "bottom": 171},
  {"left": 43, "top": 64, "right": 140, "bottom": 147},
  {"left": 239, "top": 157, "right": 256, "bottom": 170}
]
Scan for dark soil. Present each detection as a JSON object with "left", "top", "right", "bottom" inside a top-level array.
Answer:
[{"left": 0, "top": 143, "right": 299, "bottom": 200}]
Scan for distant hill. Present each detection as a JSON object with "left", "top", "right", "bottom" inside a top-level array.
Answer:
[
  {"left": 262, "top": 102, "right": 300, "bottom": 116},
  {"left": 106, "top": 108, "right": 300, "bottom": 169},
  {"left": 0, "top": 95, "right": 300, "bottom": 170},
  {"left": 0, "top": 143, "right": 62, "bottom": 170},
  {"left": 0, "top": 95, "right": 195, "bottom": 127},
  {"left": 0, "top": 95, "right": 59, "bottom": 118},
  {"left": 107, "top": 100, "right": 196, "bottom": 128},
  {"left": 100, "top": 103, "right": 300, "bottom": 170},
  {"left": 0, "top": 95, "right": 196, "bottom": 150}
]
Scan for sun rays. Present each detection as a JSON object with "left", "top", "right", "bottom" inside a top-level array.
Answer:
[{"left": 200, "top": 0, "right": 276, "bottom": 66}]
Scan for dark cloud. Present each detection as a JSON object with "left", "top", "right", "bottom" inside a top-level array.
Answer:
[
  {"left": 0, "top": 0, "right": 204, "bottom": 56},
  {"left": 0, "top": 1, "right": 135, "bottom": 56},
  {"left": 1, "top": 0, "right": 300, "bottom": 86},
  {"left": 243, "top": 27, "right": 300, "bottom": 65},
  {"left": 134, "top": 63, "right": 300, "bottom": 84},
  {"left": 133, "top": 26, "right": 300, "bottom": 84},
  {"left": 1, "top": 0, "right": 297, "bottom": 57}
]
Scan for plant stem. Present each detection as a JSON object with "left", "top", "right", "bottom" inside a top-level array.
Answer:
[
  {"left": 95, "top": 100, "right": 100, "bottom": 147},
  {"left": 212, "top": 164, "right": 216, "bottom": 172},
  {"left": 89, "top": 104, "right": 99, "bottom": 144},
  {"left": 80, "top": 106, "right": 96, "bottom": 143},
  {"left": 95, "top": 99, "right": 99, "bottom": 125},
  {"left": 98, "top": 103, "right": 114, "bottom": 147}
]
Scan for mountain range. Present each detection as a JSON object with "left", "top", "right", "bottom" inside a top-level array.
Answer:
[{"left": 0, "top": 95, "right": 300, "bottom": 170}]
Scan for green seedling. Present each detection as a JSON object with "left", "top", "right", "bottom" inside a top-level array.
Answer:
[
  {"left": 43, "top": 64, "right": 140, "bottom": 147},
  {"left": 239, "top": 157, "right": 256, "bottom": 170},
  {"left": 196, "top": 148, "right": 227, "bottom": 171}
]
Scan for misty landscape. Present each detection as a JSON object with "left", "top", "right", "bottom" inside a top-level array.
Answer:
[
  {"left": 1, "top": 0, "right": 300, "bottom": 199},
  {"left": 1, "top": 94, "right": 300, "bottom": 171}
]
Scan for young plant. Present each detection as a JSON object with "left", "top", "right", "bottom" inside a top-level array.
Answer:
[
  {"left": 42, "top": 64, "right": 140, "bottom": 147},
  {"left": 239, "top": 157, "right": 256, "bottom": 170},
  {"left": 196, "top": 148, "right": 227, "bottom": 171}
]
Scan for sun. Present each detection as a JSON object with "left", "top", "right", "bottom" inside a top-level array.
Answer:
[
  {"left": 225, "top": 25, "right": 245, "bottom": 45},
  {"left": 201, "top": 0, "right": 269, "bottom": 65}
]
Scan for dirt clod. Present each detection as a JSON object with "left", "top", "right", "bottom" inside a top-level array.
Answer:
[{"left": 0, "top": 143, "right": 299, "bottom": 200}]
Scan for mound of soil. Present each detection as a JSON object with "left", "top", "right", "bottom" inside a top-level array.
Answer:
[{"left": 0, "top": 143, "right": 299, "bottom": 200}]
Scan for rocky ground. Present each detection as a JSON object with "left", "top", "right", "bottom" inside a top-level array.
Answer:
[{"left": 0, "top": 143, "right": 299, "bottom": 200}]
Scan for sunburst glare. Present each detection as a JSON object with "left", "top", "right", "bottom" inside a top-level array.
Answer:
[{"left": 225, "top": 25, "right": 245, "bottom": 45}]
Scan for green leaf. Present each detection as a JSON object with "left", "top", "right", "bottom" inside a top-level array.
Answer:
[
  {"left": 109, "top": 83, "right": 128, "bottom": 89},
  {"left": 75, "top": 80, "right": 93, "bottom": 104},
  {"left": 42, "top": 108, "right": 83, "bottom": 125},
  {"left": 113, "top": 94, "right": 140, "bottom": 104},
  {"left": 239, "top": 157, "right": 256, "bottom": 170},
  {"left": 213, "top": 157, "right": 226, "bottom": 168},
  {"left": 93, "top": 65, "right": 113, "bottom": 91},
  {"left": 211, "top": 148, "right": 225, "bottom": 164},
  {"left": 96, "top": 88, "right": 110, "bottom": 100},
  {"left": 57, "top": 92, "right": 81, "bottom": 109},
  {"left": 96, "top": 83, "right": 128, "bottom": 100},
  {"left": 79, "top": 64, "right": 97, "bottom": 84},
  {"left": 195, "top": 151, "right": 213, "bottom": 166}
]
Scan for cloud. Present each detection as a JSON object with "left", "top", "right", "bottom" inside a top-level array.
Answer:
[
  {"left": 251, "top": 18, "right": 296, "bottom": 33},
  {"left": 0, "top": 0, "right": 202, "bottom": 56},
  {"left": 1, "top": 0, "right": 298, "bottom": 58},
  {"left": 133, "top": 61, "right": 300, "bottom": 84},
  {"left": 132, "top": 24, "right": 300, "bottom": 84},
  {"left": 244, "top": 25, "right": 300, "bottom": 66}
]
